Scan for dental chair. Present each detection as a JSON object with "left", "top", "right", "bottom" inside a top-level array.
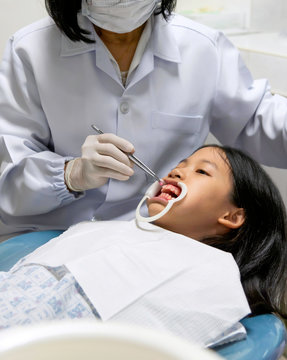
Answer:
[{"left": 0, "top": 230, "right": 286, "bottom": 360}]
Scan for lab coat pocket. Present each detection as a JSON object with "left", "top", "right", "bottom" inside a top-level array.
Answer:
[
  {"left": 151, "top": 111, "right": 203, "bottom": 134},
  {"left": 150, "top": 112, "right": 205, "bottom": 169}
]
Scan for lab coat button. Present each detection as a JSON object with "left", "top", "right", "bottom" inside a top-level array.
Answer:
[{"left": 120, "top": 102, "right": 129, "bottom": 114}]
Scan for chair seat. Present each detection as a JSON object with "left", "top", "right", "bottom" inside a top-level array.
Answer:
[{"left": 0, "top": 230, "right": 286, "bottom": 359}]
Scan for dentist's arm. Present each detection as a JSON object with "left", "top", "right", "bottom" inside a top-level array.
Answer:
[{"left": 210, "top": 32, "right": 287, "bottom": 168}]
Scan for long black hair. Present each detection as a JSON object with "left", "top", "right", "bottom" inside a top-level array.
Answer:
[
  {"left": 199, "top": 145, "right": 287, "bottom": 319},
  {"left": 45, "top": 0, "right": 177, "bottom": 43}
]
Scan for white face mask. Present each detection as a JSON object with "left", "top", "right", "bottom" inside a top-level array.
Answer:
[{"left": 82, "top": 0, "right": 158, "bottom": 33}]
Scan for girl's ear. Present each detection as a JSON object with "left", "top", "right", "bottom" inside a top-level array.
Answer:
[{"left": 218, "top": 208, "right": 245, "bottom": 229}]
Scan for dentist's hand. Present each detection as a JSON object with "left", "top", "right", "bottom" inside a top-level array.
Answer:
[{"left": 65, "top": 133, "right": 134, "bottom": 191}]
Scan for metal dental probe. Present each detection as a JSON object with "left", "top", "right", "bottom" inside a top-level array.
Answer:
[{"left": 91, "top": 125, "right": 163, "bottom": 184}]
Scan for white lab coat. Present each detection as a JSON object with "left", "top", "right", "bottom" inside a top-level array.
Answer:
[{"left": 0, "top": 13, "right": 287, "bottom": 237}]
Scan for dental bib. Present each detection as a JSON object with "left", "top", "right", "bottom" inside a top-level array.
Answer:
[{"left": 136, "top": 181, "right": 187, "bottom": 223}]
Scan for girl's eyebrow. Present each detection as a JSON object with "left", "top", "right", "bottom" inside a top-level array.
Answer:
[
  {"left": 178, "top": 158, "right": 188, "bottom": 164},
  {"left": 178, "top": 158, "right": 218, "bottom": 170},
  {"left": 200, "top": 159, "right": 218, "bottom": 170}
]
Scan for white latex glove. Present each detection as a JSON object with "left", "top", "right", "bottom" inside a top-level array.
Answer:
[{"left": 65, "top": 133, "right": 135, "bottom": 191}]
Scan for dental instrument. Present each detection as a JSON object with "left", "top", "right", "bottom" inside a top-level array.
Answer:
[
  {"left": 135, "top": 181, "right": 188, "bottom": 223},
  {"left": 91, "top": 125, "right": 163, "bottom": 184}
]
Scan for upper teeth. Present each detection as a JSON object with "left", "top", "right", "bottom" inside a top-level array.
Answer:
[{"left": 161, "top": 184, "right": 181, "bottom": 197}]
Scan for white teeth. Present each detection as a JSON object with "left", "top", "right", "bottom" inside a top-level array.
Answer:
[
  {"left": 161, "top": 184, "right": 181, "bottom": 197},
  {"left": 158, "top": 193, "right": 172, "bottom": 201}
]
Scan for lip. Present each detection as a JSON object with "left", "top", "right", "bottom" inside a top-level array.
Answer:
[
  {"left": 162, "top": 179, "right": 181, "bottom": 187},
  {"left": 148, "top": 179, "right": 183, "bottom": 205},
  {"left": 147, "top": 197, "right": 169, "bottom": 206}
]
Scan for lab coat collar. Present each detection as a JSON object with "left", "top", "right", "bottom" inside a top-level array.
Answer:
[
  {"left": 60, "top": 15, "right": 96, "bottom": 57},
  {"left": 126, "top": 15, "right": 181, "bottom": 88},
  {"left": 94, "top": 31, "right": 124, "bottom": 87},
  {"left": 152, "top": 14, "right": 182, "bottom": 64},
  {"left": 60, "top": 14, "right": 181, "bottom": 65}
]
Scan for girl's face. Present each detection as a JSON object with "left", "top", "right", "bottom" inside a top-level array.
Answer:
[{"left": 147, "top": 147, "right": 241, "bottom": 239}]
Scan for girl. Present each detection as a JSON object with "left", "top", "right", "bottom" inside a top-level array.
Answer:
[
  {"left": 149, "top": 144, "right": 287, "bottom": 319},
  {"left": 0, "top": 145, "right": 286, "bottom": 346}
]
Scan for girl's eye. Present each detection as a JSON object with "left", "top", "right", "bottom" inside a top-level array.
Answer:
[{"left": 196, "top": 169, "right": 210, "bottom": 176}]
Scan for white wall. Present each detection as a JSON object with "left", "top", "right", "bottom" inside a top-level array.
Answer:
[
  {"left": 176, "top": 0, "right": 250, "bottom": 30},
  {"left": 176, "top": 0, "right": 287, "bottom": 32},
  {"left": 0, "top": 0, "right": 46, "bottom": 57},
  {"left": 176, "top": 0, "right": 251, "bottom": 13},
  {"left": 250, "top": 0, "right": 287, "bottom": 32}
]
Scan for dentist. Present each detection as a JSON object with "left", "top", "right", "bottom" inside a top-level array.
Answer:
[{"left": 0, "top": 0, "right": 287, "bottom": 240}]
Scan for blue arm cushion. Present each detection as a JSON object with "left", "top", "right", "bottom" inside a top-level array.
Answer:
[
  {"left": 214, "top": 314, "right": 286, "bottom": 360},
  {"left": 0, "top": 230, "right": 64, "bottom": 271},
  {"left": 0, "top": 230, "right": 286, "bottom": 360}
]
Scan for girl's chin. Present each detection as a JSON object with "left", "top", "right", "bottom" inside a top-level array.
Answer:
[
  {"left": 147, "top": 202, "right": 166, "bottom": 217},
  {"left": 147, "top": 197, "right": 168, "bottom": 206}
]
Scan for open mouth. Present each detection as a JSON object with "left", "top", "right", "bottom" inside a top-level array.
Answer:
[{"left": 154, "top": 181, "right": 182, "bottom": 202}]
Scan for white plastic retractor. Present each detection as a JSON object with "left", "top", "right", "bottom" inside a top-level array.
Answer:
[{"left": 135, "top": 181, "right": 187, "bottom": 223}]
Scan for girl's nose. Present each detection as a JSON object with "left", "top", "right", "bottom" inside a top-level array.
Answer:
[{"left": 167, "top": 168, "right": 183, "bottom": 179}]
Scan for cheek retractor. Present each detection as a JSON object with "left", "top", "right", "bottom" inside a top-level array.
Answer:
[{"left": 135, "top": 181, "right": 188, "bottom": 223}]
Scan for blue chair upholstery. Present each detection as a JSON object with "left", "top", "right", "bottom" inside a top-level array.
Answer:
[
  {"left": 0, "top": 230, "right": 286, "bottom": 359},
  {"left": 214, "top": 314, "right": 286, "bottom": 360},
  {"left": 0, "top": 230, "right": 64, "bottom": 271}
]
